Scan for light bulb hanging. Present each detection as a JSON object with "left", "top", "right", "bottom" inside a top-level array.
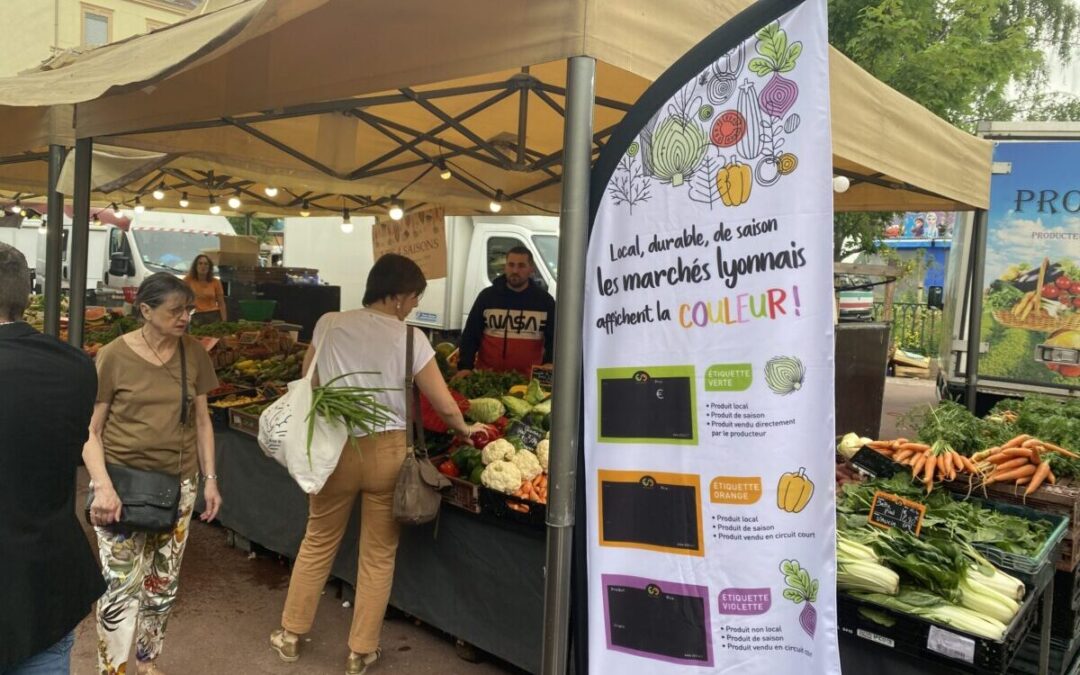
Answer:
[
  {"left": 300, "top": 200, "right": 311, "bottom": 217},
  {"left": 832, "top": 175, "right": 851, "bottom": 193},
  {"left": 388, "top": 199, "right": 404, "bottom": 221},
  {"left": 228, "top": 190, "right": 242, "bottom": 209},
  {"left": 340, "top": 208, "right": 353, "bottom": 234},
  {"left": 208, "top": 195, "right": 221, "bottom": 215},
  {"left": 134, "top": 197, "right": 146, "bottom": 214},
  {"left": 438, "top": 159, "right": 451, "bottom": 180},
  {"left": 264, "top": 186, "right": 278, "bottom": 198},
  {"left": 152, "top": 181, "right": 166, "bottom": 200},
  {"left": 8, "top": 199, "right": 21, "bottom": 214},
  {"left": 488, "top": 189, "right": 504, "bottom": 213},
  {"left": 179, "top": 192, "right": 190, "bottom": 208}
]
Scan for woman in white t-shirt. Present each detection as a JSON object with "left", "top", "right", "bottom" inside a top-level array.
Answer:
[{"left": 270, "top": 254, "right": 486, "bottom": 675}]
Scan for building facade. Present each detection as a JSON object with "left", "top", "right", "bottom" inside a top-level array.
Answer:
[{"left": 0, "top": 0, "right": 197, "bottom": 77}]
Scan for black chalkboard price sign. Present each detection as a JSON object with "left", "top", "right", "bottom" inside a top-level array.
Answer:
[
  {"left": 868, "top": 491, "right": 925, "bottom": 536},
  {"left": 531, "top": 365, "right": 554, "bottom": 392}
]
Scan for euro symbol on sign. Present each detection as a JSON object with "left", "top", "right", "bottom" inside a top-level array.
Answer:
[{"left": 656, "top": 388, "right": 665, "bottom": 400}]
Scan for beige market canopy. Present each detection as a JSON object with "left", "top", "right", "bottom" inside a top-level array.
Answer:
[{"left": 0, "top": 0, "right": 991, "bottom": 214}]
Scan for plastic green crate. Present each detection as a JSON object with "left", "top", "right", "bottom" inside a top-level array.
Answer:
[
  {"left": 238, "top": 299, "right": 277, "bottom": 321},
  {"left": 970, "top": 497, "right": 1069, "bottom": 582}
]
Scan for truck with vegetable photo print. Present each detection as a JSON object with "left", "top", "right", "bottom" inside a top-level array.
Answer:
[{"left": 939, "top": 123, "right": 1080, "bottom": 408}]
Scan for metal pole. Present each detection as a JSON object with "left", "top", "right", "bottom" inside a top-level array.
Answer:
[
  {"left": 43, "top": 144, "right": 67, "bottom": 337},
  {"left": 68, "top": 137, "right": 92, "bottom": 348},
  {"left": 541, "top": 55, "right": 594, "bottom": 675},
  {"left": 964, "top": 209, "right": 988, "bottom": 412}
]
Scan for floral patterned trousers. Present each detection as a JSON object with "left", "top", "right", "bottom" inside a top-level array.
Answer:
[{"left": 93, "top": 480, "right": 197, "bottom": 674}]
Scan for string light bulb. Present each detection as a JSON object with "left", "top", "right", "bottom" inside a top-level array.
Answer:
[
  {"left": 134, "top": 197, "right": 146, "bottom": 214},
  {"left": 152, "top": 181, "right": 166, "bottom": 200},
  {"left": 228, "top": 190, "right": 242, "bottom": 209},
  {"left": 832, "top": 175, "right": 851, "bottom": 194},
  {"left": 9, "top": 199, "right": 21, "bottom": 214},
  {"left": 264, "top": 185, "right": 278, "bottom": 198},
  {"left": 340, "top": 208, "right": 353, "bottom": 234},
  {"left": 300, "top": 200, "right": 311, "bottom": 217},
  {"left": 110, "top": 202, "right": 119, "bottom": 215},
  {"left": 208, "top": 195, "right": 221, "bottom": 215},
  {"left": 438, "top": 159, "right": 452, "bottom": 180},
  {"left": 388, "top": 199, "right": 404, "bottom": 221},
  {"left": 179, "top": 192, "right": 190, "bottom": 208},
  {"left": 489, "top": 189, "right": 504, "bottom": 213}
]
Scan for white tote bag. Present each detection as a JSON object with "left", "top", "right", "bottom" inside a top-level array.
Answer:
[{"left": 258, "top": 319, "right": 349, "bottom": 494}]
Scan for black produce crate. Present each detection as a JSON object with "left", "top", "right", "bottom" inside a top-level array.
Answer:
[
  {"left": 837, "top": 583, "right": 1043, "bottom": 674},
  {"left": 478, "top": 486, "right": 546, "bottom": 529},
  {"left": 1045, "top": 567, "right": 1080, "bottom": 639},
  {"left": 207, "top": 388, "right": 258, "bottom": 430},
  {"left": 967, "top": 498, "right": 1069, "bottom": 589},
  {"left": 1010, "top": 632, "right": 1080, "bottom": 675}
]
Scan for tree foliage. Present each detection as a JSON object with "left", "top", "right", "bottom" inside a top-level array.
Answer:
[{"left": 828, "top": 0, "right": 1079, "bottom": 259}]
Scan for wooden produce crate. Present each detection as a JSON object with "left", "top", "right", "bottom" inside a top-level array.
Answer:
[
  {"left": 944, "top": 478, "right": 1080, "bottom": 571},
  {"left": 228, "top": 406, "right": 263, "bottom": 438},
  {"left": 442, "top": 475, "right": 481, "bottom": 514}
]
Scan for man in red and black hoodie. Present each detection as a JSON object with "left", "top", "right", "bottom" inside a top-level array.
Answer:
[{"left": 456, "top": 246, "right": 555, "bottom": 378}]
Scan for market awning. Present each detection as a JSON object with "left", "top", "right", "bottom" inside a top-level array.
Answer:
[{"left": 0, "top": 0, "right": 992, "bottom": 213}]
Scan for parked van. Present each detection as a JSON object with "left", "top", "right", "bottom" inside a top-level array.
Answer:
[{"left": 283, "top": 215, "right": 558, "bottom": 332}]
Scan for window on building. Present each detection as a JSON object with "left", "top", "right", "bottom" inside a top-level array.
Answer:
[{"left": 81, "top": 5, "right": 112, "bottom": 47}]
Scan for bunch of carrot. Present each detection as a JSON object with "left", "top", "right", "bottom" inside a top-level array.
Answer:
[
  {"left": 969, "top": 435, "right": 1078, "bottom": 496},
  {"left": 508, "top": 473, "right": 549, "bottom": 512},
  {"left": 868, "top": 439, "right": 975, "bottom": 493}
]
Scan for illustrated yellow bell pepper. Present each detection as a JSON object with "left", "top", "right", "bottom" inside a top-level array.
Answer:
[
  {"left": 777, "top": 468, "right": 814, "bottom": 513},
  {"left": 717, "top": 159, "right": 752, "bottom": 207}
]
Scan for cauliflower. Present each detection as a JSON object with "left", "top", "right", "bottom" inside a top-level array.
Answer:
[
  {"left": 511, "top": 449, "right": 543, "bottom": 481},
  {"left": 481, "top": 460, "right": 523, "bottom": 493},
  {"left": 481, "top": 438, "right": 516, "bottom": 465},
  {"left": 535, "top": 439, "right": 550, "bottom": 472}
]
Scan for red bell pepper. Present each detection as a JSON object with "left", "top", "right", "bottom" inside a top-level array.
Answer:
[{"left": 437, "top": 459, "right": 461, "bottom": 478}]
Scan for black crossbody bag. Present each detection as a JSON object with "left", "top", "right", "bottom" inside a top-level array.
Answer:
[{"left": 85, "top": 341, "right": 186, "bottom": 534}]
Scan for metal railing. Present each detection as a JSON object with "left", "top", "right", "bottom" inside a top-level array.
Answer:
[{"left": 873, "top": 301, "right": 942, "bottom": 356}]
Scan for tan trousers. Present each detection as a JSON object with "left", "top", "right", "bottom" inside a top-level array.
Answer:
[{"left": 281, "top": 431, "right": 407, "bottom": 654}]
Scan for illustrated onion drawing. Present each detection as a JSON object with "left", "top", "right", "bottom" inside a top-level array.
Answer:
[{"left": 765, "top": 355, "right": 806, "bottom": 395}]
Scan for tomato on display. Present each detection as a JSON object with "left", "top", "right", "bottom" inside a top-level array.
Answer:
[
  {"left": 1043, "top": 285, "right": 1062, "bottom": 299},
  {"left": 1057, "top": 276, "right": 1073, "bottom": 289},
  {"left": 711, "top": 110, "right": 746, "bottom": 147}
]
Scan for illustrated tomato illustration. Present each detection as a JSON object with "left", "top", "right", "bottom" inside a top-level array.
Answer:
[
  {"left": 711, "top": 110, "right": 746, "bottom": 147},
  {"left": 1072, "top": 297, "right": 1080, "bottom": 309},
  {"left": 1057, "top": 276, "right": 1073, "bottom": 289},
  {"left": 1070, "top": 282, "right": 1080, "bottom": 295},
  {"left": 1043, "top": 285, "right": 1062, "bottom": 299}
]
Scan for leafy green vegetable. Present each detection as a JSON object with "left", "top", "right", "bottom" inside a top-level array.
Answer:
[
  {"left": 449, "top": 370, "right": 526, "bottom": 399},
  {"left": 985, "top": 284, "right": 1024, "bottom": 311}
]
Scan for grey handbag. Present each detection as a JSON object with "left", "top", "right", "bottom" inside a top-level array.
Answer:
[{"left": 392, "top": 327, "right": 451, "bottom": 525}]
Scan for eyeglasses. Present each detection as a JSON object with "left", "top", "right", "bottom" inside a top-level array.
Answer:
[{"left": 161, "top": 304, "right": 197, "bottom": 319}]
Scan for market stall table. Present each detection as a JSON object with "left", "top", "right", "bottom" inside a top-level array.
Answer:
[{"left": 209, "top": 430, "right": 546, "bottom": 674}]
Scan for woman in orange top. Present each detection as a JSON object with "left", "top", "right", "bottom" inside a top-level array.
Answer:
[{"left": 184, "top": 254, "right": 227, "bottom": 326}]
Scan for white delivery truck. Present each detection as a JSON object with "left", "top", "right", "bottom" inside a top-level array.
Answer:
[
  {"left": 32, "top": 210, "right": 236, "bottom": 295},
  {"left": 0, "top": 219, "right": 43, "bottom": 285},
  {"left": 283, "top": 215, "right": 558, "bottom": 331},
  {"left": 938, "top": 122, "right": 1080, "bottom": 410}
]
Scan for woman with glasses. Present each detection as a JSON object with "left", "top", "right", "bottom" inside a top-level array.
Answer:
[
  {"left": 184, "top": 254, "right": 227, "bottom": 326},
  {"left": 83, "top": 273, "right": 222, "bottom": 675}
]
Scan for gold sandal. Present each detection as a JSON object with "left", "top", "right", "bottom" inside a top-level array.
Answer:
[
  {"left": 346, "top": 648, "right": 381, "bottom": 675},
  {"left": 270, "top": 628, "right": 300, "bottom": 662}
]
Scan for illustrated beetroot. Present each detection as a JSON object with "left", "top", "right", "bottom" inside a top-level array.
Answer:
[{"left": 799, "top": 601, "right": 817, "bottom": 638}]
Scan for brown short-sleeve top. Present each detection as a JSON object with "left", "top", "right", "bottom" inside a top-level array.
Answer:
[{"left": 95, "top": 333, "right": 218, "bottom": 478}]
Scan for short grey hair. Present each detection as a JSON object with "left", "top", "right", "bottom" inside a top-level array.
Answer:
[{"left": 0, "top": 242, "right": 31, "bottom": 321}]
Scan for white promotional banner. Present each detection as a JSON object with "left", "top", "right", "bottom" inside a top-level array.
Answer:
[{"left": 582, "top": 0, "right": 840, "bottom": 673}]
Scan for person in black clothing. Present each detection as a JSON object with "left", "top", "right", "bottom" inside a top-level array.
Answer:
[
  {"left": 455, "top": 246, "right": 556, "bottom": 378},
  {"left": 0, "top": 243, "right": 103, "bottom": 674}
]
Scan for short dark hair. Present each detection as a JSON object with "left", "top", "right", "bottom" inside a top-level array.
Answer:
[
  {"left": 0, "top": 242, "right": 31, "bottom": 321},
  {"left": 187, "top": 254, "right": 216, "bottom": 282},
  {"left": 362, "top": 254, "right": 427, "bottom": 306},
  {"left": 507, "top": 246, "right": 534, "bottom": 266},
  {"left": 136, "top": 272, "right": 194, "bottom": 316}
]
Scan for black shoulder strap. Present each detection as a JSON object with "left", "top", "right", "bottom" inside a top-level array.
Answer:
[
  {"left": 179, "top": 338, "right": 188, "bottom": 426},
  {"left": 405, "top": 326, "right": 427, "bottom": 459}
]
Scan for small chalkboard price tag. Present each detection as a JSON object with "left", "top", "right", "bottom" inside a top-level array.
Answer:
[
  {"left": 868, "top": 491, "right": 925, "bottom": 536},
  {"left": 506, "top": 420, "right": 545, "bottom": 450},
  {"left": 531, "top": 365, "right": 554, "bottom": 392}
]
